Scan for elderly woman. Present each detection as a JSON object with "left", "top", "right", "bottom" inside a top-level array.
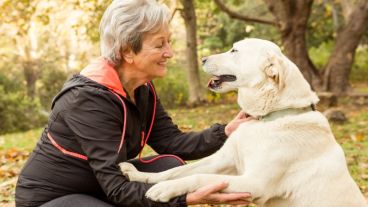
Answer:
[{"left": 15, "top": 0, "right": 251, "bottom": 206}]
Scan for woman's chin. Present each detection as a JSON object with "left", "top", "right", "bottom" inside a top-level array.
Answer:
[
  {"left": 157, "top": 68, "right": 168, "bottom": 77},
  {"left": 150, "top": 70, "right": 167, "bottom": 80}
]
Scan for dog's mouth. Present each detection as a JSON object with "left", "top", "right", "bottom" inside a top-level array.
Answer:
[{"left": 207, "top": 75, "right": 237, "bottom": 90}]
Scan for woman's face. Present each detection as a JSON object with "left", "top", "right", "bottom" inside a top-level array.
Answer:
[{"left": 131, "top": 25, "right": 173, "bottom": 80}]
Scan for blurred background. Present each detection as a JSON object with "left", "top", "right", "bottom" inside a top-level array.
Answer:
[{"left": 0, "top": 0, "right": 367, "bottom": 206}]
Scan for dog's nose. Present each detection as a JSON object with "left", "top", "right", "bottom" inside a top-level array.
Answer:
[{"left": 201, "top": 57, "right": 208, "bottom": 65}]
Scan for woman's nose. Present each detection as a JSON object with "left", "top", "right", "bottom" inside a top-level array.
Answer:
[{"left": 163, "top": 44, "right": 174, "bottom": 58}]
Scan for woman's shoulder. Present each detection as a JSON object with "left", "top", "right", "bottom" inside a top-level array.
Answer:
[{"left": 53, "top": 74, "right": 120, "bottom": 109}]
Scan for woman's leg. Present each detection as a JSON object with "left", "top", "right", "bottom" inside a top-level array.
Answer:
[
  {"left": 40, "top": 194, "right": 114, "bottom": 207},
  {"left": 40, "top": 155, "right": 184, "bottom": 207}
]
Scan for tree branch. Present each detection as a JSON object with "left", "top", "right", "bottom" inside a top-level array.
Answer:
[
  {"left": 170, "top": 8, "right": 182, "bottom": 22},
  {"left": 213, "top": 0, "right": 278, "bottom": 26}
]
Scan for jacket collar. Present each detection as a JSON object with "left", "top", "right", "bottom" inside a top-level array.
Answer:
[{"left": 80, "top": 57, "right": 127, "bottom": 97}]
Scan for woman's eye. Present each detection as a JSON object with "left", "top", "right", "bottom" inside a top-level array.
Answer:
[
  {"left": 230, "top": 48, "right": 238, "bottom": 53},
  {"left": 154, "top": 40, "right": 164, "bottom": 48}
]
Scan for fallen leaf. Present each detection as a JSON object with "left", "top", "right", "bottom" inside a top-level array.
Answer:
[{"left": 350, "top": 132, "right": 366, "bottom": 142}]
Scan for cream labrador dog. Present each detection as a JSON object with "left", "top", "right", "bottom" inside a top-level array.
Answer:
[{"left": 120, "top": 38, "right": 367, "bottom": 207}]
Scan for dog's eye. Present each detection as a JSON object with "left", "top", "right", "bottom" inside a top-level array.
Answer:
[{"left": 230, "top": 48, "right": 238, "bottom": 53}]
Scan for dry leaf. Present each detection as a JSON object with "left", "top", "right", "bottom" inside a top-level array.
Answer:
[{"left": 350, "top": 132, "right": 366, "bottom": 142}]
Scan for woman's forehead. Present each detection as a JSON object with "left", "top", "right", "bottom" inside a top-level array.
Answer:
[{"left": 143, "top": 26, "right": 171, "bottom": 41}]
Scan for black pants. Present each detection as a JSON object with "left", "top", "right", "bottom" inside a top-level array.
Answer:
[{"left": 40, "top": 155, "right": 184, "bottom": 207}]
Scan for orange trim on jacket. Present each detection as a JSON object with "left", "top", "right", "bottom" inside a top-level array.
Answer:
[
  {"left": 47, "top": 132, "right": 88, "bottom": 160},
  {"left": 80, "top": 57, "right": 127, "bottom": 98}
]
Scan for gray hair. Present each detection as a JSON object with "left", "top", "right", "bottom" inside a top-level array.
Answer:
[{"left": 99, "top": 0, "right": 171, "bottom": 67}]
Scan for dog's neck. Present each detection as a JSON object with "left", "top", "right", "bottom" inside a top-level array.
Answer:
[{"left": 255, "top": 104, "right": 316, "bottom": 121}]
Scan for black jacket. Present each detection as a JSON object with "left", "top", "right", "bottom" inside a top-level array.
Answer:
[{"left": 15, "top": 58, "right": 228, "bottom": 207}]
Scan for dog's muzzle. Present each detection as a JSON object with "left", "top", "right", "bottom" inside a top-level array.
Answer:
[{"left": 207, "top": 75, "right": 237, "bottom": 90}]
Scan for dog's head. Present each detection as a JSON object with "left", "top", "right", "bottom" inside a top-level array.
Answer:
[{"left": 202, "top": 38, "right": 319, "bottom": 117}]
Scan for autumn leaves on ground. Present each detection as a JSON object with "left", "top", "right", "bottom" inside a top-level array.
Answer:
[{"left": 1, "top": 103, "right": 368, "bottom": 206}]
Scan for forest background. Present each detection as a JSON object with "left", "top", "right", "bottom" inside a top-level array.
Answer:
[
  {"left": 1, "top": 0, "right": 368, "bottom": 133},
  {"left": 0, "top": 0, "right": 368, "bottom": 206}
]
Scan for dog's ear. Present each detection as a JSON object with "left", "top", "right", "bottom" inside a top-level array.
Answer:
[{"left": 264, "top": 54, "right": 285, "bottom": 90}]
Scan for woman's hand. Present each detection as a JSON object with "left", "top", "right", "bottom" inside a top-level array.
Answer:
[
  {"left": 225, "top": 111, "right": 254, "bottom": 136},
  {"left": 186, "top": 181, "right": 252, "bottom": 205}
]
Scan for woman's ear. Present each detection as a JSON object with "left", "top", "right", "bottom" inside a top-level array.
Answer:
[{"left": 122, "top": 47, "right": 134, "bottom": 64}]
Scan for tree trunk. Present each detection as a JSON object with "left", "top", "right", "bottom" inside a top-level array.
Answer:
[
  {"left": 264, "top": 0, "right": 322, "bottom": 89},
  {"left": 323, "top": 1, "right": 368, "bottom": 94},
  {"left": 23, "top": 60, "right": 39, "bottom": 98},
  {"left": 21, "top": 43, "right": 39, "bottom": 99},
  {"left": 180, "top": 0, "right": 204, "bottom": 105}
]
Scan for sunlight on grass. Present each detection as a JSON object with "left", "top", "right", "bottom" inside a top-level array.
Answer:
[{"left": 0, "top": 128, "right": 42, "bottom": 151}]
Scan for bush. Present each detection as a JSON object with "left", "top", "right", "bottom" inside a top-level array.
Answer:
[
  {"left": 0, "top": 86, "right": 47, "bottom": 134},
  {"left": 153, "top": 62, "right": 189, "bottom": 108},
  {"left": 350, "top": 45, "right": 368, "bottom": 83},
  {"left": 153, "top": 61, "right": 239, "bottom": 108},
  {"left": 309, "top": 42, "right": 368, "bottom": 83},
  {"left": 308, "top": 41, "right": 333, "bottom": 69},
  {"left": 37, "top": 68, "right": 68, "bottom": 110}
]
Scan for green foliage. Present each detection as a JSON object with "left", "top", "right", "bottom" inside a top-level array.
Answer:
[
  {"left": 154, "top": 62, "right": 189, "bottom": 108},
  {"left": 77, "top": 0, "right": 113, "bottom": 43},
  {"left": 196, "top": 0, "right": 230, "bottom": 54},
  {"left": 38, "top": 67, "right": 68, "bottom": 110},
  {"left": 307, "top": 1, "right": 338, "bottom": 48},
  {"left": 209, "top": 17, "right": 249, "bottom": 49},
  {"left": 0, "top": 0, "right": 38, "bottom": 35},
  {"left": 0, "top": 57, "right": 47, "bottom": 134},
  {"left": 0, "top": 72, "right": 23, "bottom": 93},
  {"left": 309, "top": 41, "right": 368, "bottom": 83},
  {"left": 308, "top": 41, "right": 334, "bottom": 69},
  {"left": 0, "top": 0, "right": 367, "bottom": 135},
  {"left": 351, "top": 46, "right": 368, "bottom": 83},
  {"left": 153, "top": 61, "right": 237, "bottom": 108},
  {"left": 196, "top": 0, "right": 280, "bottom": 56},
  {"left": 0, "top": 86, "right": 47, "bottom": 135}
]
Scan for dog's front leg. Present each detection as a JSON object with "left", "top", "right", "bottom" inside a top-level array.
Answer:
[
  {"left": 120, "top": 143, "right": 236, "bottom": 183},
  {"left": 145, "top": 174, "right": 259, "bottom": 202}
]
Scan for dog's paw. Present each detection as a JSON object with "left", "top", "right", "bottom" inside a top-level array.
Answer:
[
  {"left": 119, "top": 162, "right": 150, "bottom": 183},
  {"left": 119, "top": 162, "right": 137, "bottom": 172},
  {"left": 119, "top": 162, "right": 139, "bottom": 180},
  {"left": 146, "top": 181, "right": 186, "bottom": 202}
]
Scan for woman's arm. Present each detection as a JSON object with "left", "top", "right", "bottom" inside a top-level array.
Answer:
[{"left": 148, "top": 98, "right": 228, "bottom": 160}]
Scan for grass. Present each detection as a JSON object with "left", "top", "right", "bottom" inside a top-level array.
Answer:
[
  {"left": 0, "top": 102, "right": 367, "bottom": 206},
  {"left": 0, "top": 128, "right": 42, "bottom": 151}
]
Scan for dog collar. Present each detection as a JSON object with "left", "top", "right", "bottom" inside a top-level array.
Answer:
[{"left": 258, "top": 104, "right": 316, "bottom": 121}]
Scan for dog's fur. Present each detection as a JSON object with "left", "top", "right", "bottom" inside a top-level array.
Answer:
[{"left": 120, "top": 38, "right": 367, "bottom": 207}]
